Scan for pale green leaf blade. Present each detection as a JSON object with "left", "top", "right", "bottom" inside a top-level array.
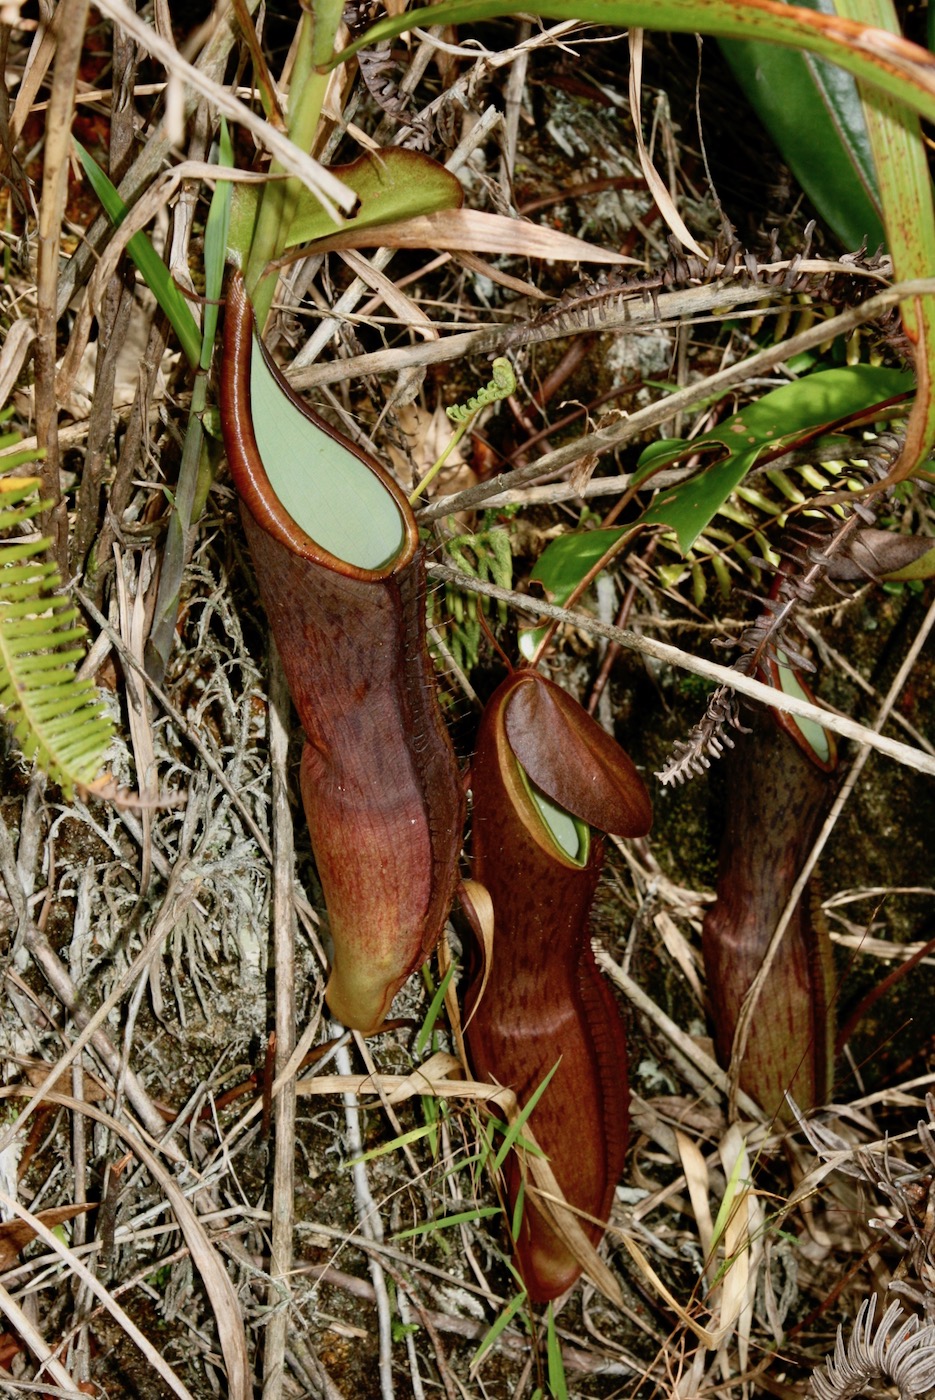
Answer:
[{"left": 229, "top": 148, "right": 464, "bottom": 258}]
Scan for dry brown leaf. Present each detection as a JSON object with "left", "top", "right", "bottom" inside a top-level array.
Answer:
[
  {"left": 0, "top": 1203, "right": 95, "bottom": 1269},
  {"left": 302, "top": 208, "right": 636, "bottom": 263},
  {"left": 458, "top": 879, "right": 494, "bottom": 1034}
]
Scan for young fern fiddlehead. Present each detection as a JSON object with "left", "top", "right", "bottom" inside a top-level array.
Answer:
[
  {"left": 410, "top": 358, "right": 516, "bottom": 504},
  {"left": 444, "top": 358, "right": 516, "bottom": 423}
]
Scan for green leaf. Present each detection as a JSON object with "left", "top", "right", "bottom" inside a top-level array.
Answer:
[
  {"left": 202, "top": 119, "right": 234, "bottom": 371},
  {"left": 0, "top": 480, "right": 112, "bottom": 796},
  {"left": 546, "top": 1303, "right": 569, "bottom": 1400},
  {"left": 492, "top": 1059, "right": 561, "bottom": 1172},
  {"left": 74, "top": 142, "right": 202, "bottom": 369},
  {"left": 635, "top": 365, "right": 912, "bottom": 552},
  {"left": 393, "top": 1206, "right": 502, "bottom": 1241},
  {"left": 250, "top": 337, "right": 406, "bottom": 569},
  {"left": 720, "top": 0, "right": 885, "bottom": 250},
  {"left": 471, "top": 1288, "right": 528, "bottom": 1371},
  {"left": 335, "top": 0, "right": 935, "bottom": 138},
  {"left": 229, "top": 149, "right": 464, "bottom": 260},
  {"left": 518, "top": 527, "right": 627, "bottom": 661},
  {"left": 520, "top": 367, "right": 911, "bottom": 646}
]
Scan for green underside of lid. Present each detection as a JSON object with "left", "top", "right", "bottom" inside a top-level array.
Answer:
[
  {"left": 519, "top": 764, "right": 590, "bottom": 866},
  {"left": 251, "top": 337, "right": 405, "bottom": 570},
  {"left": 774, "top": 649, "right": 833, "bottom": 765}
]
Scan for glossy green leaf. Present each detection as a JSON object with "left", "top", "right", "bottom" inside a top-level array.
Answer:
[
  {"left": 229, "top": 149, "right": 464, "bottom": 260},
  {"left": 336, "top": 0, "right": 935, "bottom": 134},
  {"left": 835, "top": 0, "right": 935, "bottom": 486},
  {"left": 250, "top": 338, "right": 406, "bottom": 569},
  {"left": 720, "top": 0, "right": 885, "bottom": 250},
  {"left": 518, "top": 528, "right": 627, "bottom": 661},
  {"left": 635, "top": 364, "right": 912, "bottom": 552},
  {"left": 74, "top": 142, "right": 202, "bottom": 368}
]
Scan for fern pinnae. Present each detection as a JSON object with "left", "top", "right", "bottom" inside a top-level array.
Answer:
[{"left": 0, "top": 477, "right": 112, "bottom": 795}]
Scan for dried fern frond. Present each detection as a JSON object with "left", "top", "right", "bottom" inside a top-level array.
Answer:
[
  {"left": 655, "top": 437, "right": 906, "bottom": 788},
  {"left": 0, "top": 477, "right": 112, "bottom": 796},
  {"left": 809, "top": 1296, "right": 935, "bottom": 1400}
]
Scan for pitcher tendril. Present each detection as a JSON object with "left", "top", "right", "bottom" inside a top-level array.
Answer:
[{"left": 410, "top": 358, "right": 516, "bottom": 504}]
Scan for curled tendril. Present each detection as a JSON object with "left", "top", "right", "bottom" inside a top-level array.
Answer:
[{"left": 446, "top": 357, "right": 516, "bottom": 423}]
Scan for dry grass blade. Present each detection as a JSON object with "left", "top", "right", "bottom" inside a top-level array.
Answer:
[
  {"left": 0, "top": 1190, "right": 198, "bottom": 1400},
  {"left": 628, "top": 29, "right": 705, "bottom": 257},
  {"left": 0, "top": 1090, "right": 251, "bottom": 1399},
  {"left": 6, "top": 5, "right": 934, "bottom": 1394},
  {"left": 0, "top": 1278, "right": 81, "bottom": 1394},
  {"left": 92, "top": 0, "right": 355, "bottom": 217},
  {"left": 288, "top": 207, "right": 637, "bottom": 261}
]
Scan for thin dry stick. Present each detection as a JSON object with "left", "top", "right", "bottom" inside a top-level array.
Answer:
[
  {"left": 429, "top": 566, "right": 935, "bottom": 779},
  {"left": 0, "top": 1088, "right": 251, "bottom": 1400},
  {"left": 595, "top": 953, "right": 763, "bottom": 1121},
  {"left": 261, "top": 646, "right": 299, "bottom": 1400},
  {"left": 0, "top": 1191, "right": 197, "bottom": 1400},
  {"left": 35, "top": 0, "right": 89, "bottom": 566},
  {"left": 415, "top": 275, "right": 931, "bottom": 521},
  {"left": 727, "top": 588, "right": 935, "bottom": 1120},
  {"left": 292, "top": 265, "right": 915, "bottom": 399},
  {"left": 0, "top": 1279, "right": 80, "bottom": 1394},
  {"left": 0, "top": 864, "right": 201, "bottom": 1158},
  {"left": 335, "top": 1036, "right": 396, "bottom": 1400}
]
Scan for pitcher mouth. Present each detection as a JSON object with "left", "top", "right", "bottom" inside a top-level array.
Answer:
[{"left": 221, "top": 272, "right": 418, "bottom": 582}]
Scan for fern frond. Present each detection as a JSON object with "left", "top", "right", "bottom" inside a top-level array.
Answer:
[{"left": 0, "top": 477, "right": 112, "bottom": 796}]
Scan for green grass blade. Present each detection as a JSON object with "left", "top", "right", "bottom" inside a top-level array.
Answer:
[
  {"left": 493, "top": 1060, "right": 561, "bottom": 1172},
  {"left": 546, "top": 1304, "right": 569, "bottom": 1400},
  {"left": 202, "top": 119, "right": 233, "bottom": 371},
  {"left": 415, "top": 958, "right": 458, "bottom": 1057},
  {"left": 393, "top": 1206, "right": 502, "bottom": 1241},
  {"left": 344, "top": 1121, "right": 442, "bottom": 1168},
  {"left": 75, "top": 141, "right": 202, "bottom": 368},
  {"left": 470, "top": 1288, "right": 528, "bottom": 1372}
]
